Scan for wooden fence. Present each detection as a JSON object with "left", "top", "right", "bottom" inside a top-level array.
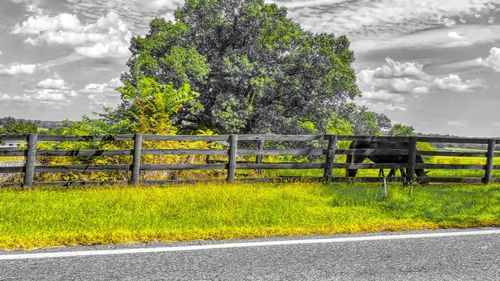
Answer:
[{"left": 0, "top": 134, "right": 499, "bottom": 187}]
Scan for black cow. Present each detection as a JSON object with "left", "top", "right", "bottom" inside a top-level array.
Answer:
[{"left": 345, "top": 140, "right": 427, "bottom": 184}]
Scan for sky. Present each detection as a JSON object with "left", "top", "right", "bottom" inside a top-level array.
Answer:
[{"left": 0, "top": 0, "right": 500, "bottom": 136}]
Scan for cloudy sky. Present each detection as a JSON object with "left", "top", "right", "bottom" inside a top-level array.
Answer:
[{"left": 1, "top": 0, "right": 500, "bottom": 136}]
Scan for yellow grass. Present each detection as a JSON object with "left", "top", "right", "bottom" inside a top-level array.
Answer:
[{"left": 0, "top": 182, "right": 498, "bottom": 250}]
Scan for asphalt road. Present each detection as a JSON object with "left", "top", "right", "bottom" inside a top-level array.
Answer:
[{"left": 1, "top": 228, "right": 499, "bottom": 281}]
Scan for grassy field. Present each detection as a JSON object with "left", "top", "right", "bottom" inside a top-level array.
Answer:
[
  {"left": 0, "top": 156, "right": 23, "bottom": 163},
  {"left": 0, "top": 182, "right": 498, "bottom": 250}
]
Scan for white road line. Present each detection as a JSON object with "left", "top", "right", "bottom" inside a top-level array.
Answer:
[{"left": 1, "top": 229, "right": 499, "bottom": 261}]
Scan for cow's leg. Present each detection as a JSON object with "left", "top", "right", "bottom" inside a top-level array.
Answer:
[
  {"left": 378, "top": 169, "right": 385, "bottom": 177},
  {"left": 387, "top": 169, "right": 394, "bottom": 177},
  {"left": 400, "top": 168, "right": 408, "bottom": 187},
  {"left": 385, "top": 168, "right": 396, "bottom": 182}
]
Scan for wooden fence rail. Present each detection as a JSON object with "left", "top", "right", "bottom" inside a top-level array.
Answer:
[{"left": 0, "top": 134, "right": 498, "bottom": 187}]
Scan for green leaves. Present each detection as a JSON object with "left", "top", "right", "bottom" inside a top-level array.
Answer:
[
  {"left": 161, "top": 46, "right": 209, "bottom": 85},
  {"left": 118, "top": 77, "right": 200, "bottom": 134},
  {"left": 257, "top": 4, "right": 301, "bottom": 51},
  {"left": 54, "top": 116, "right": 131, "bottom": 136},
  {"left": 120, "top": 0, "right": 361, "bottom": 134},
  {"left": 0, "top": 117, "right": 38, "bottom": 135},
  {"left": 388, "top": 123, "right": 416, "bottom": 136},
  {"left": 325, "top": 113, "right": 353, "bottom": 136}
]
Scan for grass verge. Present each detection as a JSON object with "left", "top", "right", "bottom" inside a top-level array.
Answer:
[{"left": 0, "top": 182, "right": 499, "bottom": 250}]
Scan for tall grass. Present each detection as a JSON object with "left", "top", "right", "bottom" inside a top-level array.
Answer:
[{"left": 0, "top": 182, "right": 498, "bottom": 250}]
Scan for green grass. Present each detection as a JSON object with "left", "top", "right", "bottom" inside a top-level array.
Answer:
[
  {"left": 0, "top": 182, "right": 498, "bottom": 250},
  {"left": 0, "top": 156, "right": 23, "bottom": 162}
]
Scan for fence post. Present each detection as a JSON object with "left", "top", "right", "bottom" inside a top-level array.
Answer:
[
  {"left": 227, "top": 134, "right": 238, "bottom": 182},
  {"left": 255, "top": 139, "right": 264, "bottom": 175},
  {"left": 484, "top": 139, "right": 495, "bottom": 185},
  {"left": 406, "top": 137, "right": 417, "bottom": 183},
  {"left": 130, "top": 133, "right": 143, "bottom": 185},
  {"left": 24, "top": 133, "right": 38, "bottom": 188},
  {"left": 323, "top": 135, "right": 337, "bottom": 181}
]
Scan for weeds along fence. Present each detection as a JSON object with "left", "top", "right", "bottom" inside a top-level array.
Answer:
[{"left": 0, "top": 133, "right": 499, "bottom": 187}]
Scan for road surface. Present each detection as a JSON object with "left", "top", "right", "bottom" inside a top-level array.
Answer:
[{"left": 1, "top": 228, "right": 499, "bottom": 280}]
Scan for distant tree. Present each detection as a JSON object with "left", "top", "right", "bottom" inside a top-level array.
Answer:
[
  {"left": 387, "top": 123, "right": 415, "bottom": 136},
  {"left": 374, "top": 113, "right": 392, "bottom": 134},
  {"left": 53, "top": 116, "right": 131, "bottom": 136},
  {"left": 338, "top": 104, "right": 391, "bottom": 135},
  {"left": 1, "top": 117, "right": 38, "bottom": 135},
  {"left": 120, "top": 0, "right": 359, "bottom": 134}
]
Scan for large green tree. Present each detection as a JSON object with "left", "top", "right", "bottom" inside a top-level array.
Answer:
[{"left": 121, "top": 0, "right": 359, "bottom": 134}]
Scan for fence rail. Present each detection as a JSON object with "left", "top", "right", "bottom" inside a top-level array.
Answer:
[{"left": 0, "top": 133, "right": 498, "bottom": 187}]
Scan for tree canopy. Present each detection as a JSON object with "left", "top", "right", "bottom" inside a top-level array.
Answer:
[
  {"left": 387, "top": 123, "right": 415, "bottom": 136},
  {"left": 120, "top": 0, "right": 359, "bottom": 134},
  {"left": 0, "top": 117, "right": 38, "bottom": 135}
]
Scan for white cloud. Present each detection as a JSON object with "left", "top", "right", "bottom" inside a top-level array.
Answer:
[
  {"left": 434, "top": 74, "right": 484, "bottom": 91},
  {"left": 64, "top": 0, "right": 185, "bottom": 32},
  {"left": 80, "top": 77, "right": 122, "bottom": 107},
  {"left": 0, "top": 63, "right": 38, "bottom": 75},
  {"left": 12, "top": 11, "right": 132, "bottom": 59},
  {"left": 476, "top": 47, "right": 500, "bottom": 72},
  {"left": 16, "top": 75, "right": 78, "bottom": 103},
  {"left": 441, "top": 17, "right": 457, "bottom": 27},
  {"left": 26, "top": 0, "right": 499, "bottom": 56},
  {"left": 372, "top": 58, "right": 429, "bottom": 80},
  {"left": 444, "top": 31, "right": 471, "bottom": 47},
  {"left": 9, "top": 0, "right": 42, "bottom": 9},
  {"left": 65, "top": 0, "right": 498, "bottom": 38},
  {"left": 49, "top": 0, "right": 500, "bottom": 55},
  {"left": 447, "top": 120, "right": 467, "bottom": 127},
  {"left": 40, "top": 53, "right": 85, "bottom": 69},
  {"left": 353, "top": 24, "right": 500, "bottom": 53},
  {"left": 360, "top": 91, "right": 405, "bottom": 104},
  {"left": 357, "top": 58, "right": 485, "bottom": 111},
  {"left": 0, "top": 93, "right": 17, "bottom": 101},
  {"left": 66, "top": 0, "right": 184, "bottom": 13},
  {"left": 28, "top": 89, "right": 76, "bottom": 102},
  {"left": 0, "top": 90, "right": 76, "bottom": 103},
  {"left": 278, "top": 0, "right": 499, "bottom": 40},
  {"left": 135, "top": 0, "right": 185, "bottom": 12},
  {"left": 0, "top": 93, "right": 30, "bottom": 102},
  {"left": 0, "top": 50, "right": 2, "bottom": 56},
  {"left": 357, "top": 98, "right": 409, "bottom": 112},
  {"left": 448, "top": 32, "right": 465, "bottom": 40},
  {"left": 37, "top": 76, "right": 68, "bottom": 89},
  {"left": 75, "top": 42, "right": 129, "bottom": 59},
  {"left": 12, "top": 13, "right": 81, "bottom": 35},
  {"left": 358, "top": 59, "right": 431, "bottom": 97}
]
